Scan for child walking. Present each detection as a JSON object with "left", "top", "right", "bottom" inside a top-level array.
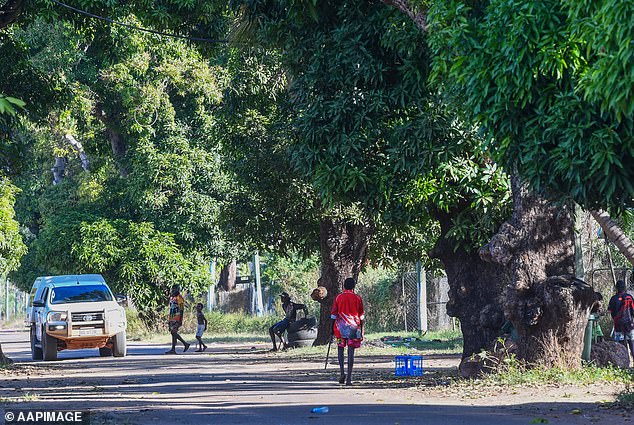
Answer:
[{"left": 195, "top": 303, "right": 208, "bottom": 352}]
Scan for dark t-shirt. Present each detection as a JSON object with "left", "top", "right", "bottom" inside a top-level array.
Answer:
[
  {"left": 608, "top": 291, "right": 634, "bottom": 320},
  {"left": 282, "top": 301, "right": 306, "bottom": 322},
  {"left": 196, "top": 310, "right": 206, "bottom": 325}
]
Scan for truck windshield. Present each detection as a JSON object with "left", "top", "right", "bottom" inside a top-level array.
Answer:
[{"left": 50, "top": 284, "right": 113, "bottom": 304}]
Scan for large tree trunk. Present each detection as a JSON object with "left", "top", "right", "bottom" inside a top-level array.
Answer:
[
  {"left": 218, "top": 259, "right": 237, "bottom": 292},
  {"left": 52, "top": 156, "right": 67, "bottom": 185},
  {"left": 0, "top": 343, "right": 12, "bottom": 365},
  {"left": 480, "top": 174, "right": 596, "bottom": 367},
  {"left": 429, "top": 210, "right": 508, "bottom": 360},
  {"left": 314, "top": 218, "right": 372, "bottom": 346},
  {"left": 97, "top": 109, "right": 129, "bottom": 177}
]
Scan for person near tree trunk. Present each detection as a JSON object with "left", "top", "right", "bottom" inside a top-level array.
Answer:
[
  {"left": 165, "top": 285, "right": 191, "bottom": 354},
  {"left": 330, "top": 277, "right": 365, "bottom": 386},
  {"left": 608, "top": 280, "right": 634, "bottom": 362},
  {"left": 269, "top": 292, "right": 307, "bottom": 351}
]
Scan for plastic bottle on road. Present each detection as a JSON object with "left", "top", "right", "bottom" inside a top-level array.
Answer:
[{"left": 311, "top": 407, "right": 329, "bottom": 414}]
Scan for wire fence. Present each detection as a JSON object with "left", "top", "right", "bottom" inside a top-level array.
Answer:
[
  {"left": 399, "top": 271, "right": 453, "bottom": 333},
  {"left": 0, "top": 280, "right": 28, "bottom": 323},
  {"left": 211, "top": 268, "right": 454, "bottom": 333}
]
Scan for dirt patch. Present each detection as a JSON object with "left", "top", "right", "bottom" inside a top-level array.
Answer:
[
  {"left": 0, "top": 363, "right": 59, "bottom": 377},
  {"left": 1, "top": 340, "right": 632, "bottom": 424}
]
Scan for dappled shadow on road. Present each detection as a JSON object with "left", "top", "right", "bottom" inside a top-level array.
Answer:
[
  {"left": 179, "top": 402, "right": 631, "bottom": 425},
  {"left": 1, "top": 341, "right": 630, "bottom": 425},
  {"left": 0, "top": 343, "right": 462, "bottom": 419},
  {"left": 3, "top": 400, "right": 630, "bottom": 425},
  {"left": 4, "top": 345, "right": 460, "bottom": 389}
]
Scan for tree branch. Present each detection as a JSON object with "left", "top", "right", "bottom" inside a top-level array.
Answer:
[
  {"left": 64, "top": 134, "right": 90, "bottom": 171},
  {"left": 590, "top": 209, "right": 634, "bottom": 267},
  {"left": 381, "top": 0, "right": 428, "bottom": 32},
  {"left": 0, "top": 0, "right": 26, "bottom": 29}
]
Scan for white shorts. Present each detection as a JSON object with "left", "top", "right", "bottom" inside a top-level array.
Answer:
[
  {"left": 196, "top": 324, "right": 205, "bottom": 338},
  {"left": 615, "top": 329, "right": 634, "bottom": 341}
]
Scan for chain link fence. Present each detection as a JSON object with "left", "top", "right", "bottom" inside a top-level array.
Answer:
[
  {"left": 397, "top": 271, "right": 452, "bottom": 333},
  {"left": 0, "top": 280, "right": 28, "bottom": 323},
  {"left": 211, "top": 267, "right": 454, "bottom": 333}
]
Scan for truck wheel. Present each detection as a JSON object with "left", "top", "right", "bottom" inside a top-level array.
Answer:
[
  {"left": 31, "top": 326, "right": 43, "bottom": 361},
  {"left": 41, "top": 326, "right": 58, "bottom": 361},
  {"left": 286, "top": 338, "right": 314, "bottom": 349},
  {"left": 287, "top": 317, "right": 317, "bottom": 334},
  {"left": 99, "top": 347, "right": 112, "bottom": 357},
  {"left": 112, "top": 331, "right": 127, "bottom": 357},
  {"left": 287, "top": 327, "right": 318, "bottom": 342}
]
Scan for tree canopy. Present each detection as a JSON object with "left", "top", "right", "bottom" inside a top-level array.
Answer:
[
  {"left": 231, "top": 0, "right": 511, "bottom": 262},
  {"left": 428, "top": 0, "right": 634, "bottom": 212},
  {"left": 2, "top": 8, "right": 234, "bottom": 319}
]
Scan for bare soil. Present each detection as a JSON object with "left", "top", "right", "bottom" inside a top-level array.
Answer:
[{"left": 0, "top": 330, "right": 632, "bottom": 424}]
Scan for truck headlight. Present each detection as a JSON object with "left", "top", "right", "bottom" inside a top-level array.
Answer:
[
  {"left": 47, "top": 311, "right": 67, "bottom": 322},
  {"left": 107, "top": 309, "right": 125, "bottom": 323}
]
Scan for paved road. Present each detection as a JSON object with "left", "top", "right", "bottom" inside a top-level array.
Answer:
[{"left": 0, "top": 330, "right": 631, "bottom": 425}]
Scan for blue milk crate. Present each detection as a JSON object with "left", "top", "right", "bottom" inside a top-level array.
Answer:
[
  {"left": 394, "top": 355, "right": 409, "bottom": 376},
  {"left": 408, "top": 355, "right": 423, "bottom": 376},
  {"left": 394, "top": 355, "right": 424, "bottom": 376}
]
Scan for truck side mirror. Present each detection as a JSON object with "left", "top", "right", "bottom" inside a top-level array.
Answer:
[
  {"left": 32, "top": 301, "right": 44, "bottom": 307},
  {"left": 116, "top": 294, "right": 127, "bottom": 304}
]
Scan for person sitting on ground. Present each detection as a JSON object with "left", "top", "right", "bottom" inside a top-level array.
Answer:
[
  {"left": 165, "top": 285, "right": 191, "bottom": 354},
  {"left": 195, "top": 303, "right": 208, "bottom": 352},
  {"left": 269, "top": 292, "right": 307, "bottom": 351},
  {"left": 330, "top": 277, "right": 365, "bottom": 386},
  {"left": 608, "top": 280, "right": 634, "bottom": 361}
]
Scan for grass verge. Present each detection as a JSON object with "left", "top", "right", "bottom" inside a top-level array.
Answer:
[
  {"left": 480, "top": 364, "right": 634, "bottom": 386},
  {"left": 141, "top": 332, "right": 270, "bottom": 345},
  {"left": 125, "top": 309, "right": 278, "bottom": 341}
]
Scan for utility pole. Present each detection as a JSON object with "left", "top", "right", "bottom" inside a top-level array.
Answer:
[
  {"left": 14, "top": 287, "right": 18, "bottom": 318},
  {"left": 4, "top": 277, "right": 9, "bottom": 322},
  {"left": 574, "top": 205, "right": 585, "bottom": 280},
  {"left": 207, "top": 260, "right": 216, "bottom": 311},
  {"left": 253, "top": 252, "right": 264, "bottom": 317},
  {"left": 416, "top": 261, "right": 428, "bottom": 334}
]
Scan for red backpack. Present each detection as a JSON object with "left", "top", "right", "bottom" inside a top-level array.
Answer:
[{"left": 614, "top": 294, "right": 634, "bottom": 333}]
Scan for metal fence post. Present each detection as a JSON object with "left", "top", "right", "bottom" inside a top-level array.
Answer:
[
  {"left": 14, "top": 287, "right": 18, "bottom": 318},
  {"left": 401, "top": 274, "right": 408, "bottom": 332},
  {"left": 416, "top": 261, "right": 428, "bottom": 334},
  {"left": 254, "top": 252, "right": 264, "bottom": 317},
  {"left": 208, "top": 260, "right": 216, "bottom": 311},
  {"left": 4, "top": 277, "right": 8, "bottom": 322}
]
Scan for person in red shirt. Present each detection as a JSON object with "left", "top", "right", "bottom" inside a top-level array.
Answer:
[
  {"left": 330, "top": 277, "right": 364, "bottom": 386},
  {"left": 608, "top": 280, "right": 634, "bottom": 360}
]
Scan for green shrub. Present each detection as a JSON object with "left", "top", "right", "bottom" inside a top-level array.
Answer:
[
  {"left": 203, "top": 311, "right": 278, "bottom": 333},
  {"left": 126, "top": 307, "right": 278, "bottom": 339},
  {"left": 125, "top": 308, "right": 153, "bottom": 340},
  {"left": 261, "top": 253, "right": 321, "bottom": 318},
  {"left": 479, "top": 359, "right": 633, "bottom": 387},
  {"left": 357, "top": 268, "right": 403, "bottom": 333}
]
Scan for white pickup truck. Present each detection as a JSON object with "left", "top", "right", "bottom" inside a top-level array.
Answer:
[{"left": 27, "top": 274, "right": 127, "bottom": 361}]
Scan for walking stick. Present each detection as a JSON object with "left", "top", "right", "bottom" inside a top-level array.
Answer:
[{"left": 324, "top": 332, "right": 333, "bottom": 370}]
